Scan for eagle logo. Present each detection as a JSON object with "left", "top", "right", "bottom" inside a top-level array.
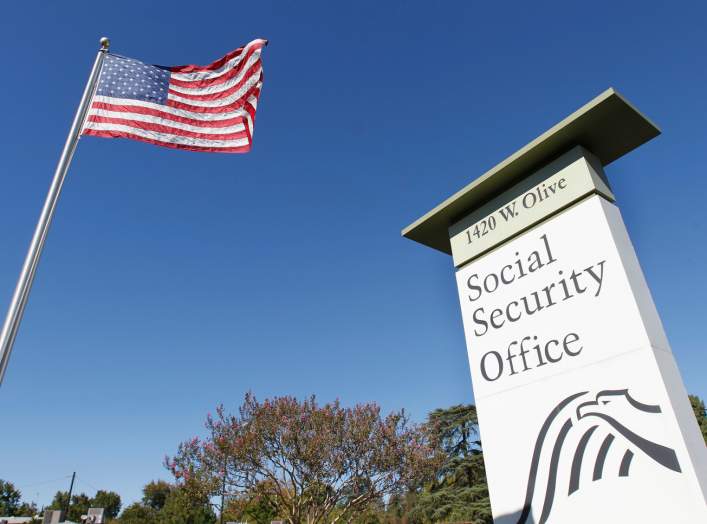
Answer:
[{"left": 515, "top": 389, "right": 681, "bottom": 524}]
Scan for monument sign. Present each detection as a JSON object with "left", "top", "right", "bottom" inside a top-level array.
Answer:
[{"left": 403, "top": 89, "right": 707, "bottom": 523}]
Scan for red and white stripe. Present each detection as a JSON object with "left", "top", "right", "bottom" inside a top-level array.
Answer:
[{"left": 82, "top": 38, "right": 266, "bottom": 153}]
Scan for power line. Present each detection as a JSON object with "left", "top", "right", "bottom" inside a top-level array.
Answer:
[
  {"left": 16, "top": 475, "right": 72, "bottom": 489},
  {"left": 75, "top": 476, "right": 101, "bottom": 493}
]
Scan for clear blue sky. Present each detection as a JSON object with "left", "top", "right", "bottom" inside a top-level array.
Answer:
[{"left": 1, "top": 0, "right": 705, "bottom": 510}]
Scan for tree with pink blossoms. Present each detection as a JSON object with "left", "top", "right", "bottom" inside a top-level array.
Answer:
[{"left": 166, "top": 393, "right": 441, "bottom": 524}]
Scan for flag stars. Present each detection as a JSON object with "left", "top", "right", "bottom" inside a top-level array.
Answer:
[{"left": 97, "top": 55, "right": 169, "bottom": 104}]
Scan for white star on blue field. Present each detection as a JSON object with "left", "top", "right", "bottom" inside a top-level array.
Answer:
[{"left": 97, "top": 54, "right": 170, "bottom": 104}]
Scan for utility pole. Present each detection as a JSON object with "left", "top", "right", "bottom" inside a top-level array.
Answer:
[{"left": 65, "top": 472, "right": 76, "bottom": 518}]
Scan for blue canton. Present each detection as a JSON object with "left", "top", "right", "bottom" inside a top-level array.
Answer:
[{"left": 96, "top": 54, "right": 171, "bottom": 104}]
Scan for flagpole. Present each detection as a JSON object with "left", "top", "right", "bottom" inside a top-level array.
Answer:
[{"left": 0, "top": 37, "right": 110, "bottom": 387}]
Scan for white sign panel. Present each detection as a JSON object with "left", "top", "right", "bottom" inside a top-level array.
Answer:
[{"left": 454, "top": 194, "right": 707, "bottom": 523}]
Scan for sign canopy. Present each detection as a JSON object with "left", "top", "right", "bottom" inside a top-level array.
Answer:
[{"left": 401, "top": 88, "right": 660, "bottom": 254}]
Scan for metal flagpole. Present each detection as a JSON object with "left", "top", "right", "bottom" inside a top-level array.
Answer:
[{"left": 0, "top": 37, "right": 110, "bottom": 387}]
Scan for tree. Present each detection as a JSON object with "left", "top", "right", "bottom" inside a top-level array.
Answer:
[
  {"left": 93, "top": 490, "right": 122, "bottom": 519},
  {"left": 167, "top": 393, "right": 440, "bottom": 524},
  {"left": 117, "top": 480, "right": 172, "bottom": 523},
  {"left": 15, "top": 501, "right": 39, "bottom": 518},
  {"left": 382, "top": 491, "right": 418, "bottom": 524},
  {"left": 157, "top": 487, "right": 215, "bottom": 524},
  {"left": 142, "top": 481, "right": 173, "bottom": 511},
  {"left": 689, "top": 394, "right": 707, "bottom": 444},
  {"left": 0, "top": 479, "right": 22, "bottom": 516},
  {"left": 408, "top": 404, "right": 491, "bottom": 524},
  {"left": 221, "top": 482, "right": 279, "bottom": 524},
  {"left": 71, "top": 493, "right": 91, "bottom": 522},
  {"left": 119, "top": 502, "right": 158, "bottom": 524},
  {"left": 51, "top": 490, "right": 114, "bottom": 522},
  {"left": 50, "top": 488, "right": 122, "bottom": 521},
  {"left": 116, "top": 481, "right": 177, "bottom": 524},
  {"left": 56, "top": 492, "right": 91, "bottom": 523},
  {"left": 117, "top": 482, "right": 212, "bottom": 524},
  {"left": 48, "top": 491, "right": 70, "bottom": 516}
]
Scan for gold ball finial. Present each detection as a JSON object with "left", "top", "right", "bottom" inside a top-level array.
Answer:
[{"left": 99, "top": 37, "right": 110, "bottom": 50}]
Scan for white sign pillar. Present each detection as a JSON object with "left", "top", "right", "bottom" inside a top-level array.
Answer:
[{"left": 403, "top": 89, "right": 707, "bottom": 523}]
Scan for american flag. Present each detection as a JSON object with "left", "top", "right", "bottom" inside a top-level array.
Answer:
[{"left": 82, "top": 39, "right": 266, "bottom": 153}]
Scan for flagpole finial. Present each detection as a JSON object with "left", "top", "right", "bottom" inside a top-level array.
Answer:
[{"left": 99, "top": 37, "right": 110, "bottom": 51}]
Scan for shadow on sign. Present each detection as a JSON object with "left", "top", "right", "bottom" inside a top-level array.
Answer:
[{"left": 495, "top": 507, "right": 535, "bottom": 524}]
